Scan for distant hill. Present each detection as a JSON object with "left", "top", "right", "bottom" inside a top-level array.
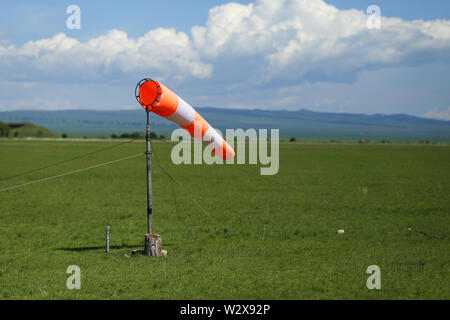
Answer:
[
  {"left": 0, "top": 108, "right": 449, "bottom": 142},
  {"left": 0, "top": 121, "right": 56, "bottom": 138}
]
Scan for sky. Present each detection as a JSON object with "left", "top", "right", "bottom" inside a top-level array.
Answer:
[{"left": 0, "top": 0, "right": 450, "bottom": 120}]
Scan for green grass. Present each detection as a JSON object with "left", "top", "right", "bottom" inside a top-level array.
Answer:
[{"left": 0, "top": 140, "right": 449, "bottom": 299}]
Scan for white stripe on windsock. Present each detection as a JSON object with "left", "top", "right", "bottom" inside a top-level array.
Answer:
[
  {"left": 165, "top": 97, "right": 196, "bottom": 127},
  {"left": 203, "top": 127, "right": 224, "bottom": 149}
]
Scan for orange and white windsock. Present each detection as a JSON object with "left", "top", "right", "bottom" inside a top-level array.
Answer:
[{"left": 135, "top": 79, "right": 235, "bottom": 160}]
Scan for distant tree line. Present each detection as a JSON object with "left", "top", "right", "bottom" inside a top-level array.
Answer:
[
  {"left": 0, "top": 122, "right": 10, "bottom": 137},
  {"left": 0, "top": 122, "right": 19, "bottom": 137}
]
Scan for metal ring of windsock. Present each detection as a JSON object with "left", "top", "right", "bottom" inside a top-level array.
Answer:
[{"left": 135, "top": 79, "right": 235, "bottom": 160}]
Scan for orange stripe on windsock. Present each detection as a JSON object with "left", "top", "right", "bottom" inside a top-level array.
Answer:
[
  {"left": 152, "top": 84, "right": 179, "bottom": 117},
  {"left": 219, "top": 140, "right": 235, "bottom": 160}
]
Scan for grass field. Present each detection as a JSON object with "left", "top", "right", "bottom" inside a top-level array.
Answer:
[{"left": 0, "top": 139, "right": 449, "bottom": 299}]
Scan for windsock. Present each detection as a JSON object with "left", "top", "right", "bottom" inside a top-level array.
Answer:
[{"left": 135, "top": 79, "right": 235, "bottom": 160}]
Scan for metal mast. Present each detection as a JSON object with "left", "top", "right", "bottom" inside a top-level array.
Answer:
[{"left": 145, "top": 108, "right": 152, "bottom": 234}]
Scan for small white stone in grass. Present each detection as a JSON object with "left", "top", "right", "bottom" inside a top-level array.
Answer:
[
  {"left": 161, "top": 250, "right": 167, "bottom": 256},
  {"left": 337, "top": 229, "right": 345, "bottom": 234}
]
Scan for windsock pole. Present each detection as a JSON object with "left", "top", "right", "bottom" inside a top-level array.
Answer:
[
  {"left": 145, "top": 108, "right": 152, "bottom": 234},
  {"left": 134, "top": 78, "right": 163, "bottom": 257}
]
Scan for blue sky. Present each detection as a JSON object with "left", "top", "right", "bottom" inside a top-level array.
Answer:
[
  {"left": 2, "top": 0, "right": 450, "bottom": 45},
  {"left": 0, "top": 0, "right": 450, "bottom": 120}
]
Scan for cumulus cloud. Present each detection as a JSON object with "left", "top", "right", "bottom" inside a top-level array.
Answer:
[
  {"left": 424, "top": 107, "right": 450, "bottom": 121},
  {"left": 192, "top": 0, "right": 450, "bottom": 86},
  {"left": 0, "top": 29, "right": 212, "bottom": 83},
  {"left": 1, "top": 0, "right": 450, "bottom": 89}
]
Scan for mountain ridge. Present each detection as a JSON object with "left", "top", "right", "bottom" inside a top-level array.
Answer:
[{"left": 0, "top": 107, "right": 449, "bottom": 141}]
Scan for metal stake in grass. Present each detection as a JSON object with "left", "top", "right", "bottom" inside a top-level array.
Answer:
[{"left": 106, "top": 226, "right": 110, "bottom": 253}]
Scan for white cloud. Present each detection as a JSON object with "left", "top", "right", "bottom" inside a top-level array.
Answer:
[
  {"left": 424, "top": 107, "right": 450, "bottom": 121},
  {"left": 192, "top": 0, "right": 450, "bottom": 86},
  {"left": 0, "top": 97, "right": 76, "bottom": 111},
  {"left": 0, "top": 29, "right": 212, "bottom": 83}
]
